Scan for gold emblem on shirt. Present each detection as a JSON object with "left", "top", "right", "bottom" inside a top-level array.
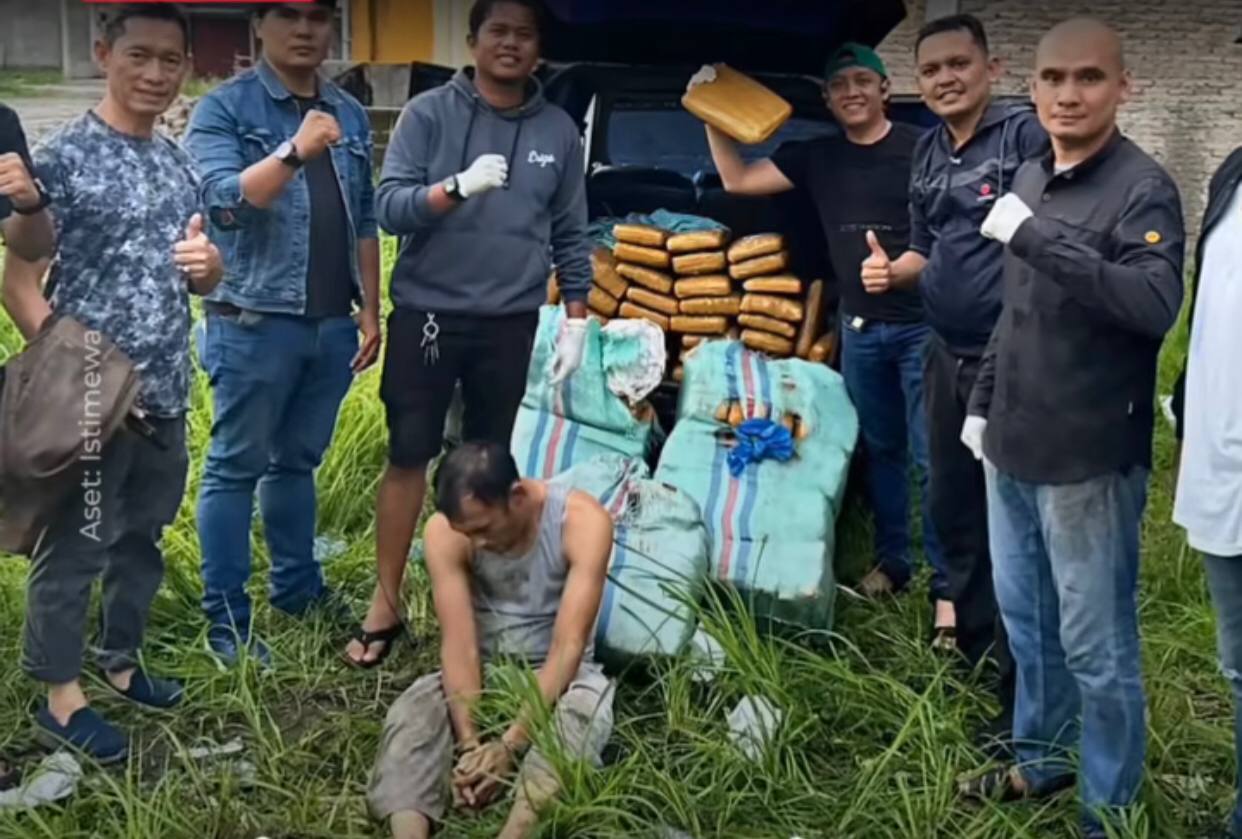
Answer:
[{"left": 1144, "top": 231, "right": 1162, "bottom": 244}]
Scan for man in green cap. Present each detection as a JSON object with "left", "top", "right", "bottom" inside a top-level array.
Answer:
[{"left": 689, "top": 44, "right": 948, "bottom": 619}]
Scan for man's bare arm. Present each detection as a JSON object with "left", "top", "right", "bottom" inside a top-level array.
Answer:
[
  {"left": 425, "top": 513, "right": 484, "bottom": 749},
  {"left": 502, "top": 492, "right": 613, "bottom": 752},
  {"left": 704, "top": 125, "right": 794, "bottom": 196},
  {"left": 1, "top": 211, "right": 54, "bottom": 262},
  {"left": 1, "top": 253, "right": 51, "bottom": 340},
  {"left": 890, "top": 251, "right": 928, "bottom": 288}
]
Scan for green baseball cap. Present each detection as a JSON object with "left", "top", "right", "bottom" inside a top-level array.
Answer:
[{"left": 824, "top": 42, "right": 888, "bottom": 81}]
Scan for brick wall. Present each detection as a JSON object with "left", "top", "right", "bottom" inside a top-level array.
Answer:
[{"left": 877, "top": 0, "right": 1242, "bottom": 235}]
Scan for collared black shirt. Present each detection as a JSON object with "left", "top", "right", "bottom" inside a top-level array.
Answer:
[
  {"left": 0, "top": 103, "right": 35, "bottom": 222},
  {"left": 969, "top": 131, "right": 1185, "bottom": 484}
]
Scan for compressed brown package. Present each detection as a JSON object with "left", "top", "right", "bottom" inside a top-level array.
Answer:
[
  {"left": 742, "top": 329, "right": 794, "bottom": 357},
  {"left": 682, "top": 334, "right": 704, "bottom": 349},
  {"left": 670, "top": 315, "right": 729, "bottom": 335},
  {"left": 674, "top": 276, "right": 732, "bottom": 299},
  {"left": 613, "top": 223, "right": 668, "bottom": 248},
  {"left": 743, "top": 275, "right": 802, "bottom": 295},
  {"left": 547, "top": 271, "right": 561, "bottom": 305},
  {"left": 591, "top": 248, "right": 629, "bottom": 299},
  {"left": 730, "top": 252, "right": 790, "bottom": 280},
  {"left": 741, "top": 293, "right": 804, "bottom": 323},
  {"left": 795, "top": 280, "right": 825, "bottom": 359},
  {"left": 614, "top": 242, "right": 671, "bottom": 269},
  {"left": 737, "top": 313, "right": 797, "bottom": 339},
  {"left": 589, "top": 286, "right": 620, "bottom": 317},
  {"left": 681, "top": 64, "right": 793, "bottom": 145},
  {"left": 619, "top": 301, "right": 670, "bottom": 330},
  {"left": 672, "top": 251, "right": 727, "bottom": 276},
  {"left": 626, "top": 286, "right": 679, "bottom": 316},
  {"left": 616, "top": 263, "right": 674, "bottom": 294},
  {"left": 727, "top": 233, "right": 785, "bottom": 264},
  {"left": 667, "top": 229, "right": 730, "bottom": 253},
  {"left": 679, "top": 294, "right": 741, "bottom": 316},
  {"left": 809, "top": 332, "right": 838, "bottom": 364}
]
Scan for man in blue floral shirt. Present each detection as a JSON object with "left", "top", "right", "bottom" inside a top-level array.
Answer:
[{"left": 1, "top": 4, "right": 222, "bottom": 764}]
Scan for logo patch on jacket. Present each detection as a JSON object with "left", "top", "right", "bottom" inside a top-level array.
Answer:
[
  {"left": 528, "top": 150, "right": 556, "bottom": 168},
  {"left": 1144, "top": 230, "right": 1162, "bottom": 244}
]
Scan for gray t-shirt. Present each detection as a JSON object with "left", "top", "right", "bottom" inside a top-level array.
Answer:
[{"left": 35, "top": 112, "right": 200, "bottom": 417}]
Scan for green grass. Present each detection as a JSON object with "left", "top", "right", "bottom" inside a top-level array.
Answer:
[
  {"left": 0, "top": 242, "right": 1228, "bottom": 839},
  {"left": 0, "top": 70, "right": 64, "bottom": 100}
]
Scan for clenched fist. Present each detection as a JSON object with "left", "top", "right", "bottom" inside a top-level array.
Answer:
[
  {"left": 291, "top": 108, "right": 341, "bottom": 161},
  {"left": 0, "top": 152, "right": 42, "bottom": 212},
  {"left": 860, "top": 230, "right": 894, "bottom": 295}
]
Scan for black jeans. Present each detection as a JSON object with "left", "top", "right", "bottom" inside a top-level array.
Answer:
[
  {"left": 924, "top": 339, "right": 1013, "bottom": 717},
  {"left": 22, "top": 416, "right": 188, "bottom": 684}
]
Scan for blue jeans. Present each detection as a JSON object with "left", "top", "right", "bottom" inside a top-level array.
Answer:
[
  {"left": 840, "top": 318, "right": 945, "bottom": 594},
  {"left": 197, "top": 312, "right": 357, "bottom": 637},
  {"left": 986, "top": 463, "right": 1149, "bottom": 835},
  {"left": 1204, "top": 554, "right": 1242, "bottom": 838}
]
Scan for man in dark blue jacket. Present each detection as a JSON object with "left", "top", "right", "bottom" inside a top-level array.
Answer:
[{"left": 861, "top": 14, "right": 1047, "bottom": 734}]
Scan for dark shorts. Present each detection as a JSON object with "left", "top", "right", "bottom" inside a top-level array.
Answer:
[{"left": 380, "top": 307, "right": 539, "bottom": 469}]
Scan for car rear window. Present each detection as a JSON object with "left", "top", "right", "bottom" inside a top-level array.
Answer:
[{"left": 604, "top": 105, "right": 837, "bottom": 178}]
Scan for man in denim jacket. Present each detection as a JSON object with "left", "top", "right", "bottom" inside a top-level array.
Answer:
[{"left": 185, "top": 0, "right": 380, "bottom": 666}]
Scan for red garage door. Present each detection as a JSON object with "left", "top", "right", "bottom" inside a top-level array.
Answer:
[{"left": 191, "top": 16, "right": 252, "bottom": 79}]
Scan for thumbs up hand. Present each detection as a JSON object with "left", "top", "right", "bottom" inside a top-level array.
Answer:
[
  {"left": 861, "top": 230, "right": 894, "bottom": 295},
  {"left": 173, "top": 212, "right": 223, "bottom": 293}
]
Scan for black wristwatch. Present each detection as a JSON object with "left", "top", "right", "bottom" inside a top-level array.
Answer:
[
  {"left": 443, "top": 174, "right": 465, "bottom": 201},
  {"left": 274, "top": 140, "right": 304, "bottom": 169}
]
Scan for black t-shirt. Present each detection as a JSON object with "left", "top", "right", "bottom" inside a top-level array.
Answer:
[
  {"left": 294, "top": 96, "right": 353, "bottom": 318},
  {"left": 772, "top": 123, "right": 923, "bottom": 323},
  {"left": 0, "top": 103, "right": 35, "bottom": 223}
]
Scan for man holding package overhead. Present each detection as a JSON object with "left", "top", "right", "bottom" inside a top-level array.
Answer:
[
  {"left": 961, "top": 20, "right": 1183, "bottom": 836},
  {"left": 348, "top": 0, "right": 593, "bottom": 668},
  {"left": 691, "top": 44, "right": 951, "bottom": 627}
]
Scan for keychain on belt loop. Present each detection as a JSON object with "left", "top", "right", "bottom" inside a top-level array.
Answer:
[{"left": 421, "top": 313, "right": 440, "bottom": 365}]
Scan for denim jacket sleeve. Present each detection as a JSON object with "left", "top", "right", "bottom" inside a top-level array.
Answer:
[
  {"left": 356, "top": 119, "right": 378, "bottom": 239},
  {"left": 184, "top": 91, "right": 261, "bottom": 230},
  {"left": 375, "top": 103, "right": 442, "bottom": 235}
]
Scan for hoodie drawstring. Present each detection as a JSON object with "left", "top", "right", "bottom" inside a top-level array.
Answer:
[
  {"left": 458, "top": 94, "right": 525, "bottom": 191},
  {"left": 505, "top": 119, "right": 525, "bottom": 190},
  {"left": 459, "top": 100, "right": 480, "bottom": 172}
]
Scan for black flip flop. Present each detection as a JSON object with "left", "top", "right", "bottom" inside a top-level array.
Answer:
[{"left": 344, "top": 623, "right": 404, "bottom": 670}]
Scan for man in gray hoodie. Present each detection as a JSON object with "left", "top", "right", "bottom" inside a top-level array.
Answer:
[{"left": 347, "top": 0, "right": 593, "bottom": 667}]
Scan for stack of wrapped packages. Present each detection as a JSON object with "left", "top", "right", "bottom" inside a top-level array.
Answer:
[
  {"left": 730, "top": 234, "right": 832, "bottom": 364},
  {"left": 654, "top": 339, "right": 859, "bottom": 630},
  {"left": 667, "top": 227, "right": 738, "bottom": 382}
]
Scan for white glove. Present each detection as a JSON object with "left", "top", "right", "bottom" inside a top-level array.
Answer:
[
  {"left": 980, "top": 193, "right": 1034, "bottom": 244},
  {"left": 457, "top": 153, "right": 508, "bottom": 199},
  {"left": 549, "top": 318, "right": 588, "bottom": 384},
  {"left": 686, "top": 64, "right": 718, "bottom": 93},
  {"left": 960, "top": 415, "right": 988, "bottom": 461}
]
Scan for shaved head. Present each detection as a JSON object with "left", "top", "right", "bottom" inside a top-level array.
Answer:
[
  {"left": 1031, "top": 17, "right": 1131, "bottom": 163},
  {"left": 1037, "top": 17, "right": 1125, "bottom": 74}
]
